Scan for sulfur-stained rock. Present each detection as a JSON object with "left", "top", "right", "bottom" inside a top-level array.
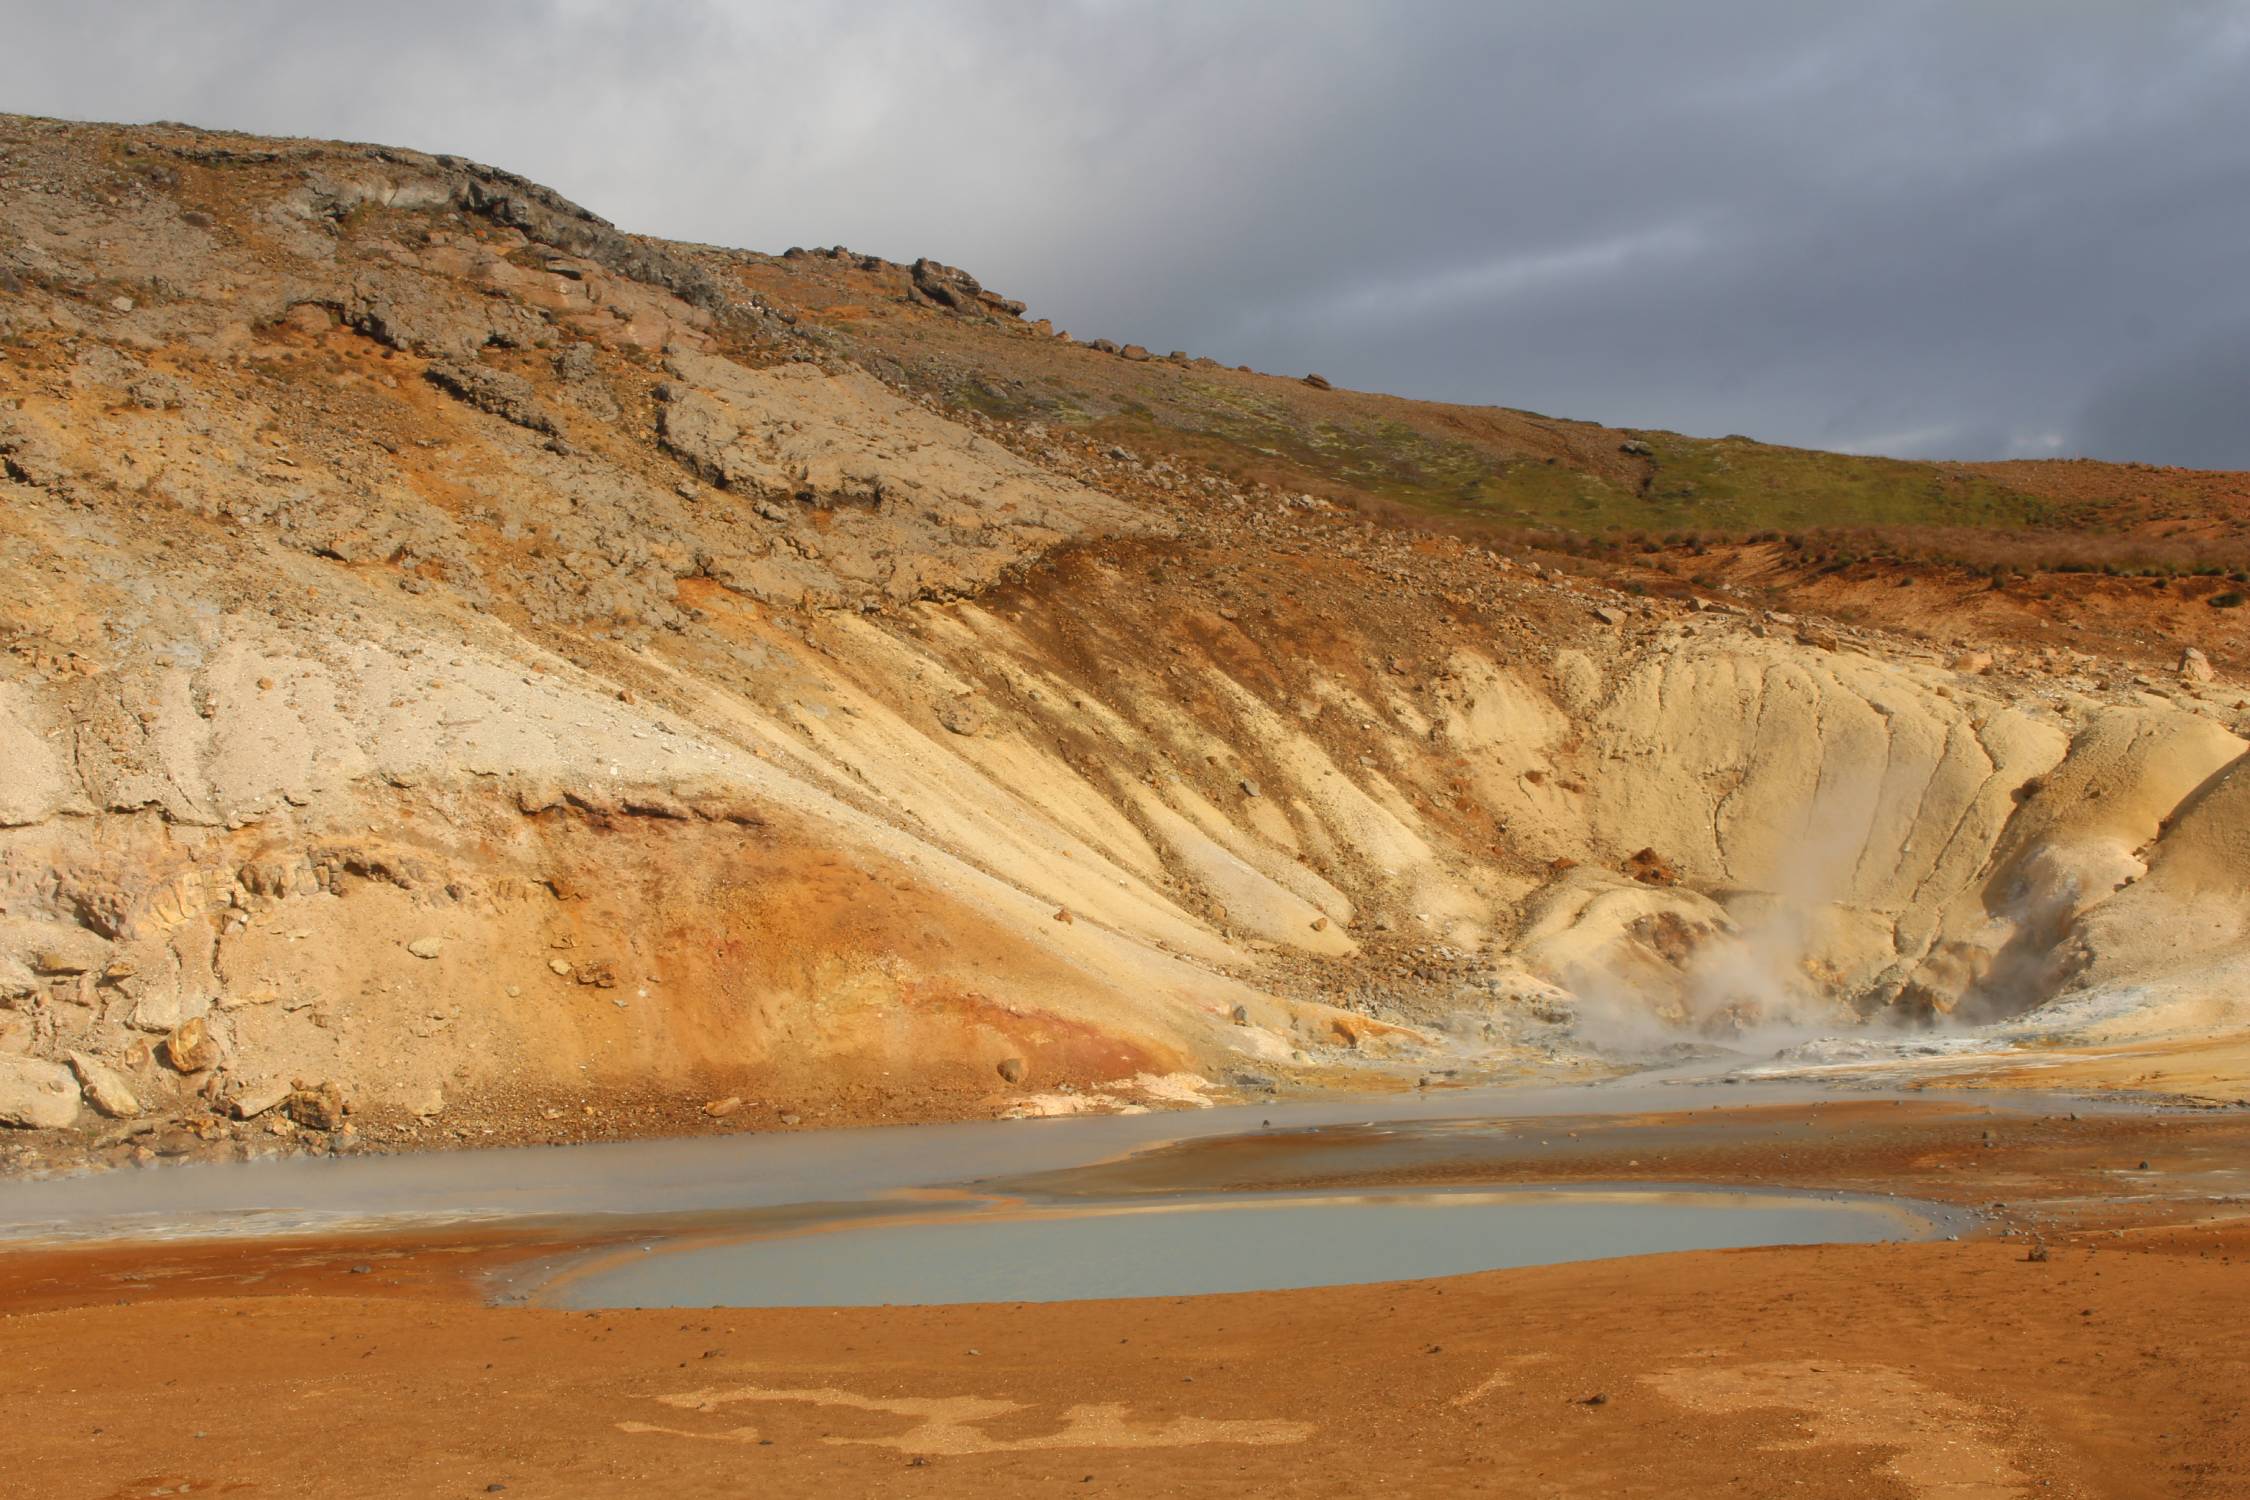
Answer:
[
  {"left": 284, "top": 1081, "right": 347, "bottom": 1131},
  {"left": 163, "top": 1017, "right": 220, "bottom": 1074}
]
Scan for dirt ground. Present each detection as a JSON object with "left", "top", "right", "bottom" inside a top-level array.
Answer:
[
  {"left": 1962, "top": 1036, "right": 2250, "bottom": 1108},
  {"left": 2, "top": 1102, "right": 2245, "bottom": 1499}
]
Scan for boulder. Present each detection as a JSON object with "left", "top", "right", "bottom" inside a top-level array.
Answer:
[
  {"left": 163, "top": 1016, "right": 220, "bottom": 1073},
  {"left": 996, "top": 1057, "right": 1027, "bottom": 1084},
  {"left": 909, "top": 258, "right": 984, "bottom": 314},
  {"left": 407, "top": 936, "right": 443, "bottom": 960},
  {"left": 0, "top": 1056, "right": 80, "bottom": 1129},
  {"left": 1301, "top": 373, "right": 1332, "bottom": 390},
  {"left": 283, "top": 1081, "right": 347, "bottom": 1131},
  {"left": 2182, "top": 647, "right": 2215, "bottom": 683}
]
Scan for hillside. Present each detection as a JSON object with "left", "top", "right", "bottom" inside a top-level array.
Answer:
[{"left": 4, "top": 112, "right": 2250, "bottom": 1171}]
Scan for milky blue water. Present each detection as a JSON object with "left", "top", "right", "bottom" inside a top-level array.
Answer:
[{"left": 548, "top": 1186, "right": 1938, "bottom": 1308}]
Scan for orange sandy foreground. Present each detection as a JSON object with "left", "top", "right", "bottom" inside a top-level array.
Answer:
[{"left": 1, "top": 1101, "right": 2245, "bottom": 1499}]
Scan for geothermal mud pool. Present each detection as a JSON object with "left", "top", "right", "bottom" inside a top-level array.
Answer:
[
  {"left": 535, "top": 1186, "right": 1958, "bottom": 1309},
  {"left": 7, "top": 1077, "right": 1976, "bottom": 1310}
]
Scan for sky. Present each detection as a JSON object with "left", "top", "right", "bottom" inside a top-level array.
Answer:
[{"left": 5, "top": 0, "right": 2249, "bottom": 466}]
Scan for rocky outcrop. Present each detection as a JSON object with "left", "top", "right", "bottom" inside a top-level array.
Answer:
[
  {"left": 908, "top": 257, "right": 1026, "bottom": 319},
  {"left": 424, "top": 360, "right": 559, "bottom": 435},
  {"left": 651, "top": 351, "right": 1152, "bottom": 599}
]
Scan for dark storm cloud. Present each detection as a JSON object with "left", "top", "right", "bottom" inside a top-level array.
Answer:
[
  {"left": 2077, "top": 325, "right": 2250, "bottom": 469},
  {"left": 5, "top": 0, "right": 2248, "bottom": 465}
]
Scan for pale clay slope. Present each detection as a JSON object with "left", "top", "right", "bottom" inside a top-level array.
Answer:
[
  {"left": 7, "top": 519, "right": 2246, "bottom": 1131},
  {"left": 4, "top": 116, "right": 2250, "bottom": 1143}
]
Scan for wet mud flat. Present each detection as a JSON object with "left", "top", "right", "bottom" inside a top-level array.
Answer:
[
  {"left": 991, "top": 1095, "right": 2250, "bottom": 1235},
  {"left": 536, "top": 1184, "right": 1964, "bottom": 1310},
  {"left": 0, "top": 1074, "right": 1889, "bottom": 1244},
  {"left": 1, "top": 1098, "right": 2246, "bottom": 1497}
]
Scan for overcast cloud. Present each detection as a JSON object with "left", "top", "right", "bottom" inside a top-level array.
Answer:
[{"left": 5, "top": 0, "right": 2248, "bottom": 465}]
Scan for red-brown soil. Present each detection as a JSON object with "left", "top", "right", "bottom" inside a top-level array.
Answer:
[{"left": 3, "top": 1103, "right": 2244, "bottom": 1498}]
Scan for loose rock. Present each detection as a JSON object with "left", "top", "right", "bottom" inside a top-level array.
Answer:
[
  {"left": 230, "top": 1078, "right": 293, "bottom": 1120},
  {"left": 284, "top": 1081, "right": 347, "bottom": 1131},
  {"left": 163, "top": 1017, "right": 220, "bottom": 1073},
  {"left": 67, "top": 1052, "right": 140, "bottom": 1119}
]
